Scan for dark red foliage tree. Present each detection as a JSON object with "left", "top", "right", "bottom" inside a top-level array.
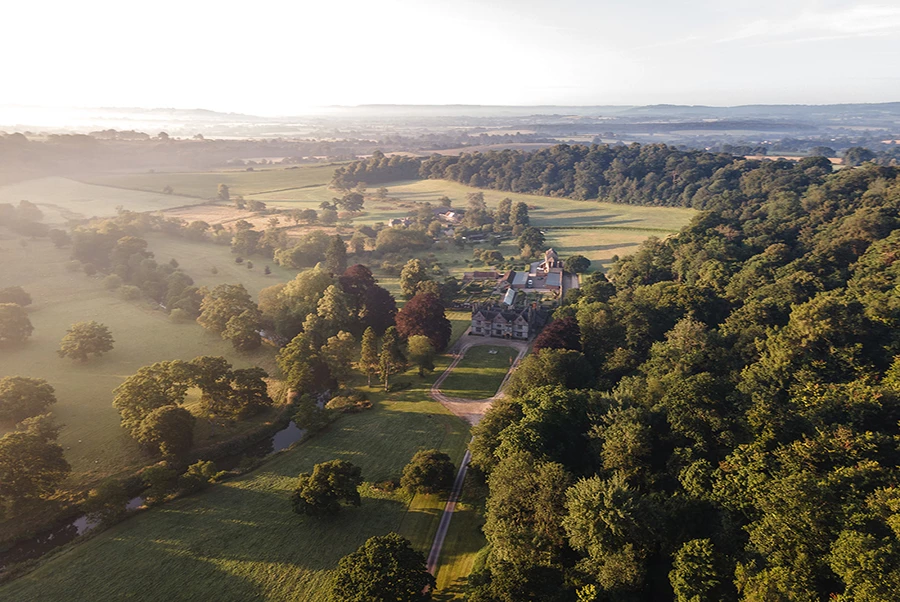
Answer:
[
  {"left": 395, "top": 293, "right": 451, "bottom": 352},
  {"left": 362, "top": 285, "right": 398, "bottom": 335},
  {"left": 533, "top": 317, "right": 582, "bottom": 353},
  {"left": 339, "top": 264, "right": 377, "bottom": 311}
]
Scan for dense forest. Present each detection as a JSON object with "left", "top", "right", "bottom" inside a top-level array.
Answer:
[
  {"left": 334, "top": 143, "right": 772, "bottom": 207},
  {"left": 462, "top": 159, "right": 900, "bottom": 600}
]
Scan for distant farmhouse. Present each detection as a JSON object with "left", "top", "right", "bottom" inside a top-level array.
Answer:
[{"left": 503, "top": 248, "right": 565, "bottom": 296}]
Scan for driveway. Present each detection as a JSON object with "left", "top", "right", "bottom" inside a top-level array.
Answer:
[{"left": 429, "top": 330, "right": 529, "bottom": 425}]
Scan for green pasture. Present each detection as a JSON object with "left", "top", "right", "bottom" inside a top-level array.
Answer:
[
  {"left": 0, "top": 399, "right": 471, "bottom": 601},
  {"left": 440, "top": 346, "right": 518, "bottom": 401},
  {"left": 143, "top": 234, "right": 300, "bottom": 298},
  {"left": 60, "top": 164, "right": 693, "bottom": 273},
  {"left": 0, "top": 233, "right": 286, "bottom": 497},
  {"left": 0, "top": 177, "right": 204, "bottom": 224},
  {"left": 1, "top": 309, "right": 484, "bottom": 601},
  {"left": 85, "top": 164, "right": 340, "bottom": 200},
  {"left": 240, "top": 176, "right": 695, "bottom": 270},
  {"left": 433, "top": 472, "right": 488, "bottom": 600}
]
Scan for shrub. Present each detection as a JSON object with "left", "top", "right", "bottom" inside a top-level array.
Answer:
[
  {"left": 65, "top": 260, "right": 82, "bottom": 272},
  {"left": 169, "top": 308, "right": 190, "bottom": 323},
  {"left": 178, "top": 460, "right": 226, "bottom": 494},
  {"left": 103, "top": 274, "right": 123, "bottom": 290},
  {"left": 325, "top": 395, "right": 373, "bottom": 413},
  {"left": 119, "top": 285, "right": 142, "bottom": 300},
  {"left": 83, "top": 479, "right": 130, "bottom": 525},
  {"left": 401, "top": 449, "right": 455, "bottom": 494}
]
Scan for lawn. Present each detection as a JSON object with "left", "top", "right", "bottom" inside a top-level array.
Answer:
[
  {"left": 433, "top": 472, "right": 488, "bottom": 600},
  {"left": 84, "top": 163, "right": 340, "bottom": 200},
  {"left": 0, "top": 177, "right": 204, "bottom": 224},
  {"left": 440, "top": 346, "right": 519, "bottom": 400},
  {"left": 0, "top": 311, "right": 479, "bottom": 601}
]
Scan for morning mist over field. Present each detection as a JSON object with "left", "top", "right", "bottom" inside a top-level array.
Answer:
[{"left": 1, "top": 2, "right": 899, "bottom": 601}]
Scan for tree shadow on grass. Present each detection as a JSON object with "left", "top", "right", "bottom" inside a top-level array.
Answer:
[
  {"left": 560, "top": 241, "right": 641, "bottom": 253},
  {"left": 435, "top": 576, "right": 472, "bottom": 601}
]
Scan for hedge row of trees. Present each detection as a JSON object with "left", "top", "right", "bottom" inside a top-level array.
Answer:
[
  {"left": 331, "top": 144, "right": 844, "bottom": 212},
  {"left": 466, "top": 160, "right": 900, "bottom": 600}
]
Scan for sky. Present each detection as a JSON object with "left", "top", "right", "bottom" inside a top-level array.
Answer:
[{"left": 2, "top": 0, "right": 899, "bottom": 115}]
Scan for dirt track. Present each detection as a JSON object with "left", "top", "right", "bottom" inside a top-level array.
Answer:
[{"left": 429, "top": 332, "right": 529, "bottom": 425}]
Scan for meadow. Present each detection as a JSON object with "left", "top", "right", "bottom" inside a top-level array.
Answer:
[
  {"left": 142, "top": 233, "right": 300, "bottom": 298},
  {"left": 0, "top": 398, "right": 472, "bottom": 601},
  {"left": 0, "top": 308, "right": 486, "bottom": 601},
  {"left": 243, "top": 177, "right": 695, "bottom": 271},
  {"left": 0, "top": 233, "right": 286, "bottom": 484},
  {"left": 81, "top": 164, "right": 694, "bottom": 272},
  {"left": 85, "top": 163, "right": 340, "bottom": 200},
  {"left": 0, "top": 177, "right": 204, "bottom": 224}
]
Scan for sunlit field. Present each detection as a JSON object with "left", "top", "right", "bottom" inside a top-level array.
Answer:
[
  {"left": 0, "top": 311, "right": 481, "bottom": 601},
  {"left": 85, "top": 163, "right": 341, "bottom": 200},
  {"left": 0, "top": 177, "right": 204, "bottom": 223}
]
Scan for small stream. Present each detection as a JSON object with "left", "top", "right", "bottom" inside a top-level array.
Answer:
[{"left": 0, "top": 420, "right": 305, "bottom": 572}]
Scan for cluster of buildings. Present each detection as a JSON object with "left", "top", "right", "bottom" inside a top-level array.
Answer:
[{"left": 467, "top": 249, "right": 570, "bottom": 340}]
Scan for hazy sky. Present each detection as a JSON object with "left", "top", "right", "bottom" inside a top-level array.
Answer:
[{"left": 3, "top": 0, "right": 899, "bottom": 114}]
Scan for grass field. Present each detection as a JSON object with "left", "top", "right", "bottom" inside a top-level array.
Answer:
[
  {"left": 0, "top": 398, "right": 472, "bottom": 601},
  {"left": 0, "top": 309, "right": 482, "bottom": 601},
  {"left": 440, "top": 346, "right": 519, "bottom": 400},
  {"left": 0, "top": 177, "right": 204, "bottom": 224},
  {"left": 85, "top": 164, "right": 340, "bottom": 200},
  {"left": 433, "top": 472, "right": 488, "bottom": 599},
  {"left": 235, "top": 176, "right": 695, "bottom": 271},
  {"left": 143, "top": 233, "right": 300, "bottom": 298},
  {"left": 0, "top": 233, "right": 284, "bottom": 487},
  {"left": 66, "top": 165, "right": 693, "bottom": 274}
]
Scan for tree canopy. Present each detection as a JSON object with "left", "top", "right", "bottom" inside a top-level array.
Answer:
[
  {"left": 395, "top": 292, "right": 452, "bottom": 352},
  {"left": 0, "top": 303, "right": 34, "bottom": 344},
  {"left": 0, "top": 376, "right": 57, "bottom": 424},
  {"left": 58, "top": 321, "right": 115, "bottom": 361},
  {"left": 291, "top": 459, "right": 363, "bottom": 516},
  {"left": 331, "top": 532, "right": 436, "bottom": 602}
]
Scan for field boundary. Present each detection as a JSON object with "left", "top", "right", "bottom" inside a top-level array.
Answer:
[
  {"left": 539, "top": 225, "right": 680, "bottom": 233},
  {"left": 68, "top": 178, "right": 209, "bottom": 201},
  {"left": 245, "top": 183, "right": 329, "bottom": 196}
]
